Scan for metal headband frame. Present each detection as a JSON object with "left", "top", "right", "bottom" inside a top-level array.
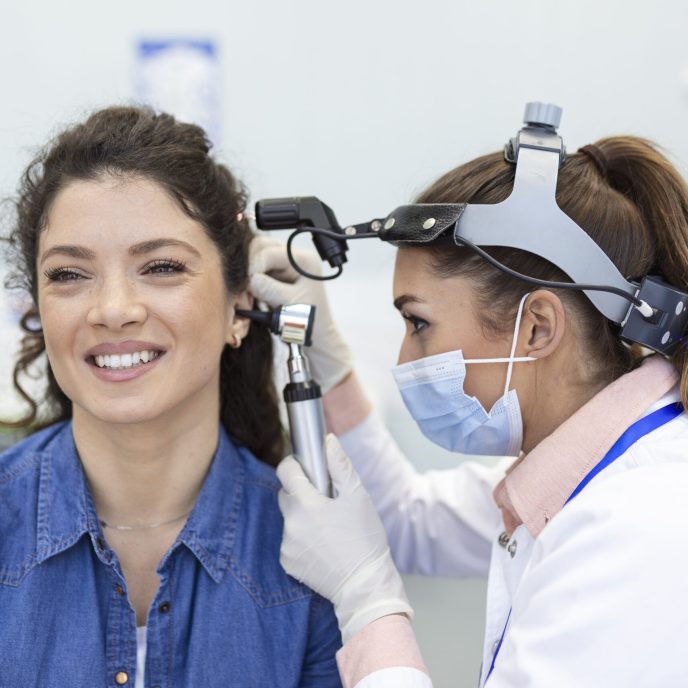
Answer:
[
  {"left": 255, "top": 102, "right": 688, "bottom": 356},
  {"left": 377, "top": 103, "right": 688, "bottom": 355}
]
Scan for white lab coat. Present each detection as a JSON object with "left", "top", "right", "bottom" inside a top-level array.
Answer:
[{"left": 338, "top": 389, "right": 688, "bottom": 687}]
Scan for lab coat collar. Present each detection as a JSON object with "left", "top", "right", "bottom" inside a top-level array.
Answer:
[{"left": 493, "top": 355, "right": 680, "bottom": 538}]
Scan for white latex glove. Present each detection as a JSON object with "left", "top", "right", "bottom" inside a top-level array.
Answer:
[
  {"left": 277, "top": 434, "right": 413, "bottom": 643},
  {"left": 249, "top": 236, "right": 353, "bottom": 393}
]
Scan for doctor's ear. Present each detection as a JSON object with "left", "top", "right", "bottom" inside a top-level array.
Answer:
[
  {"left": 520, "top": 290, "right": 567, "bottom": 358},
  {"left": 227, "top": 291, "right": 253, "bottom": 348}
]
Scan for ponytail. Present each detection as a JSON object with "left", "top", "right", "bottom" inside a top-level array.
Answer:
[{"left": 592, "top": 137, "right": 688, "bottom": 407}]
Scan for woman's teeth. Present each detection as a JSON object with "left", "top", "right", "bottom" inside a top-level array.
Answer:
[{"left": 94, "top": 351, "right": 161, "bottom": 370}]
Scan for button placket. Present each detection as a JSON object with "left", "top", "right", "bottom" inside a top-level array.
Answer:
[
  {"left": 145, "top": 564, "right": 175, "bottom": 688},
  {"left": 105, "top": 566, "right": 136, "bottom": 688}
]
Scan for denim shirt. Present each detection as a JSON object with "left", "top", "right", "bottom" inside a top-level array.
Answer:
[{"left": 0, "top": 422, "right": 342, "bottom": 688}]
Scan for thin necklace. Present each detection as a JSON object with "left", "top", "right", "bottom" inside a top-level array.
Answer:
[{"left": 99, "top": 510, "right": 191, "bottom": 532}]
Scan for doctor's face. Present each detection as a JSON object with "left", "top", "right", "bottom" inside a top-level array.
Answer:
[
  {"left": 393, "top": 247, "right": 516, "bottom": 411},
  {"left": 37, "top": 176, "right": 249, "bottom": 429}
]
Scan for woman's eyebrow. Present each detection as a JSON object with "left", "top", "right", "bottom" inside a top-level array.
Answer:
[
  {"left": 393, "top": 294, "right": 423, "bottom": 311},
  {"left": 39, "top": 238, "right": 202, "bottom": 266},
  {"left": 129, "top": 238, "right": 202, "bottom": 258},
  {"left": 39, "top": 244, "right": 95, "bottom": 266}
]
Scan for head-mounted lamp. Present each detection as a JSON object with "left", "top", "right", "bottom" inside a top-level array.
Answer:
[{"left": 255, "top": 102, "right": 688, "bottom": 356}]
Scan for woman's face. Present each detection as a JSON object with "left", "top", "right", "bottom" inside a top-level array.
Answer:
[
  {"left": 37, "top": 176, "right": 250, "bottom": 428},
  {"left": 393, "top": 247, "right": 519, "bottom": 411}
]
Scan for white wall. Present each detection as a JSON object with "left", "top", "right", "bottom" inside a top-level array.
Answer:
[{"left": 2, "top": 1, "right": 688, "bottom": 684}]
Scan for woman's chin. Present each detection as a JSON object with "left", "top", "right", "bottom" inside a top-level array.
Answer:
[{"left": 73, "top": 402, "right": 164, "bottom": 428}]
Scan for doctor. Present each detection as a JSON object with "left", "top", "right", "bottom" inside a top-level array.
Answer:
[{"left": 250, "top": 107, "right": 688, "bottom": 687}]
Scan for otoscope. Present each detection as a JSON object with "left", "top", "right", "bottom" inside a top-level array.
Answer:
[{"left": 236, "top": 303, "right": 333, "bottom": 497}]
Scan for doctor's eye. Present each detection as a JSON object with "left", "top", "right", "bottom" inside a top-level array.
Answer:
[
  {"left": 402, "top": 313, "right": 429, "bottom": 334},
  {"left": 143, "top": 259, "right": 187, "bottom": 275},
  {"left": 43, "top": 267, "right": 85, "bottom": 282}
]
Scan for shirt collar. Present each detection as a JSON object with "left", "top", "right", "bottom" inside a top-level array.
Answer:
[
  {"left": 175, "top": 428, "right": 244, "bottom": 583},
  {"left": 35, "top": 423, "right": 101, "bottom": 565},
  {"left": 493, "top": 356, "right": 680, "bottom": 538},
  {"left": 36, "top": 423, "right": 245, "bottom": 583}
]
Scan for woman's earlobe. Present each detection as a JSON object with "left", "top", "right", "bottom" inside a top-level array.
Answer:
[{"left": 228, "top": 291, "right": 253, "bottom": 345}]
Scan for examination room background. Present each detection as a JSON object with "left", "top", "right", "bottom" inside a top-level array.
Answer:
[{"left": 1, "top": 1, "right": 687, "bottom": 685}]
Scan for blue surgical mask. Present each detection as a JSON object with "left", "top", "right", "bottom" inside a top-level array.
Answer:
[{"left": 391, "top": 294, "right": 535, "bottom": 457}]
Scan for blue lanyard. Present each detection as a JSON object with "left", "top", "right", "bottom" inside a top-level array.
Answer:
[{"left": 484, "top": 402, "right": 684, "bottom": 685}]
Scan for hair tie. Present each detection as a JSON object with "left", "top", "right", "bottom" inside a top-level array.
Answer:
[{"left": 579, "top": 144, "right": 608, "bottom": 178}]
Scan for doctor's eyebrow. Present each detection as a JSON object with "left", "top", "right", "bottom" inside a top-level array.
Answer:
[
  {"left": 393, "top": 295, "right": 424, "bottom": 311},
  {"left": 39, "top": 238, "right": 202, "bottom": 266}
]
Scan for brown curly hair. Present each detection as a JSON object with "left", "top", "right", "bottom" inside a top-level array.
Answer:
[{"left": 2, "top": 105, "right": 286, "bottom": 465}]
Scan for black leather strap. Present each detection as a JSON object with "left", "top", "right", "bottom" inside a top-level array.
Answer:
[{"left": 378, "top": 204, "right": 466, "bottom": 245}]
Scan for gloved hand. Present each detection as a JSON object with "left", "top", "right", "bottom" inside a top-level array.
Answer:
[
  {"left": 277, "top": 434, "right": 413, "bottom": 643},
  {"left": 249, "top": 236, "right": 353, "bottom": 393}
]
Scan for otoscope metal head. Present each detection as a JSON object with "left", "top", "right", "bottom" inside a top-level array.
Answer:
[
  {"left": 235, "top": 303, "right": 316, "bottom": 347},
  {"left": 236, "top": 302, "right": 331, "bottom": 496}
]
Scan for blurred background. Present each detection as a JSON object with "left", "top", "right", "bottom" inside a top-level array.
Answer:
[{"left": 2, "top": 1, "right": 688, "bottom": 684}]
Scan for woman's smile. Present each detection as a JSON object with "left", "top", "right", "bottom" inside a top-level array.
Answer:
[
  {"left": 37, "top": 176, "right": 244, "bottom": 427},
  {"left": 85, "top": 340, "right": 167, "bottom": 383}
]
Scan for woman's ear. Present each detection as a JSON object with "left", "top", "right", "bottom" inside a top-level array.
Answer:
[
  {"left": 520, "top": 290, "right": 566, "bottom": 359},
  {"left": 226, "top": 290, "right": 254, "bottom": 347}
]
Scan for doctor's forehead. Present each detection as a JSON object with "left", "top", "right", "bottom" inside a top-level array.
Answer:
[
  {"left": 393, "top": 247, "right": 437, "bottom": 293},
  {"left": 392, "top": 246, "right": 477, "bottom": 312}
]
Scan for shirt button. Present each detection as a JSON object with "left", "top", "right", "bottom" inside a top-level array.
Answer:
[
  {"left": 115, "top": 584, "right": 125, "bottom": 597},
  {"left": 114, "top": 671, "right": 129, "bottom": 684},
  {"left": 96, "top": 538, "right": 106, "bottom": 551},
  {"left": 507, "top": 540, "right": 518, "bottom": 558},
  {"left": 498, "top": 531, "right": 510, "bottom": 548},
  {"left": 158, "top": 601, "right": 171, "bottom": 614}
]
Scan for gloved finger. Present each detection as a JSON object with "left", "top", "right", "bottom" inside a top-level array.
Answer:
[
  {"left": 249, "top": 272, "right": 295, "bottom": 307},
  {"left": 277, "top": 455, "right": 316, "bottom": 495},
  {"left": 325, "top": 434, "right": 362, "bottom": 495},
  {"left": 249, "top": 239, "right": 300, "bottom": 282}
]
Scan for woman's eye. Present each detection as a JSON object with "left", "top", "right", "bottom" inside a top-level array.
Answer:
[
  {"left": 403, "top": 313, "right": 429, "bottom": 334},
  {"left": 43, "top": 268, "right": 84, "bottom": 282},
  {"left": 144, "top": 259, "right": 187, "bottom": 275}
]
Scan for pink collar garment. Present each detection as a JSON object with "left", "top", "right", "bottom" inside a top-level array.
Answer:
[{"left": 493, "top": 356, "right": 680, "bottom": 538}]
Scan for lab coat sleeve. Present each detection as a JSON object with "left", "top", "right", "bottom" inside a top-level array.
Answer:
[
  {"left": 338, "top": 413, "right": 512, "bottom": 576},
  {"left": 336, "top": 615, "right": 433, "bottom": 688},
  {"left": 488, "top": 460, "right": 688, "bottom": 687}
]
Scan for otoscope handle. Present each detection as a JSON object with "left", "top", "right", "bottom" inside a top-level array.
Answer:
[{"left": 284, "top": 381, "right": 333, "bottom": 497}]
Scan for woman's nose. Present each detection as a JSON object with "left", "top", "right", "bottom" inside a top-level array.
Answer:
[
  {"left": 397, "top": 339, "right": 413, "bottom": 365},
  {"left": 85, "top": 277, "right": 147, "bottom": 330}
]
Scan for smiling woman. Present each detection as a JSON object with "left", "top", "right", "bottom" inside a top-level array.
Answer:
[{"left": 0, "top": 107, "right": 342, "bottom": 687}]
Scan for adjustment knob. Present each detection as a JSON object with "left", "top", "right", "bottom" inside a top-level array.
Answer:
[{"left": 523, "top": 102, "right": 562, "bottom": 130}]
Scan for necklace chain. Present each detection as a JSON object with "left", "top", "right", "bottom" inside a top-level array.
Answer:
[{"left": 99, "top": 510, "right": 191, "bottom": 532}]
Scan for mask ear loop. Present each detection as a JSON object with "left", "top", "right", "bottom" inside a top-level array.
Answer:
[{"left": 503, "top": 293, "right": 532, "bottom": 396}]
